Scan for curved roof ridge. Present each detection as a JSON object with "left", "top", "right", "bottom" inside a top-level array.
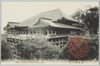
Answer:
[
  {"left": 12, "top": 9, "right": 79, "bottom": 27},
  {"left": 40, "top": 9, "right": 60, "bottom": 14},
  {"left": 59, "top": 10, "right": 79, "bottom": 22},
  {"left": 57, "top": 9, "right": 63, "bottom": 17},
  {"left": 32, "top": 19, "right": 81, "bottom": 30},
  {"left": 8, "top": 22, "right": 20, "bottom": 24}
]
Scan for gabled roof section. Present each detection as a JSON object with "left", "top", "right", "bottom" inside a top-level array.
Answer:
[
  {"left": 39, "top": 9, "right": 62, "bottom": 21},
  {"left": 31, "top": 18, "right": 81, "bottom": 30},
  {"left": 19, "top": 9, "right": 79, "bottom": 26},
  {"left": 19, "top": 14, "right": 40, "bottom": 26},
  {"left": 6, "top": 22, "right": 20, "bottom": 27},
  {"left": 59, "top": 10, "right": 78, "bottom": 22},
  {"left": 4, "top": 22, "right": 20, "bottom": 29}
]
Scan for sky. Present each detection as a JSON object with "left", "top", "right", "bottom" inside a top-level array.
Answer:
[{"left": 1, "top": 2, "right": 99, "bottom": 33}]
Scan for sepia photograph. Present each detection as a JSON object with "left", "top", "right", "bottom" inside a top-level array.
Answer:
[{"left": 1, "top": 1, "right": 99, "bottom": 65}]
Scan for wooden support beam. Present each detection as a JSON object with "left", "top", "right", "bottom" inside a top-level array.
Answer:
[
  {"left": 55, "top": 30, "right": 56, "bottom": 35},
  {"left": 36, "top": 28, "right": 37, "bottom": 36},
  {"left": 47, "top": 29, "right": 49, "bottom": 35}
]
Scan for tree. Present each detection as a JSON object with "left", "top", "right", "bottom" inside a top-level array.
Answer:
[
  {"left": 59, "top": 39, "right": 99, "bottom": 60},
  {"left": 1, "top": 34, "right": 12, "bottom": 60},
  {"left": 72, "top": 6, "right": 99, "bottom": 34},
  {"left": 16, "top": 38, "right": 60, "bottom": 60}
]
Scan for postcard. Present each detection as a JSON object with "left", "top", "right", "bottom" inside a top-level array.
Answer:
[{"left": 1, "top": 1, "right": 99, "bottom": 65}]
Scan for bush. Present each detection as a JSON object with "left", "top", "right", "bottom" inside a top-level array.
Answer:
[
  {"left": 16, "top": 38, "right": 60, "bottom": 60},
  {"left": 1, "top": 35, "right": 12, "bottom": 60},
  {"left": 59, "top": 38, "right": 99, "bottom": 60}
]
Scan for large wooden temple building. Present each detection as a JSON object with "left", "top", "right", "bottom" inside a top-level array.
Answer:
[{"left": 4, "top": 9, "right": 83, "bottom": 49}]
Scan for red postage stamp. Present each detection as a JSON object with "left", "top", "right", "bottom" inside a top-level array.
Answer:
[{"left": 68, "top": 36, "right": 89, "bottom": 59}]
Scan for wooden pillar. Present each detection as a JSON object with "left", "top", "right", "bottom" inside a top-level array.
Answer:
[
  {"left": 26, "top": 28, "right": 28, "bottom": 35},
  {"left": 30, "top": 28, "right": 32, "bottom": 34},
  {"left": 16, "top": 29, "right": 17, "bottom": 35},
  {"left": 37, "top": 29, "right": 39, "bottom": 35},
  {"left": 48, "top": 29, "right": 50, "bottom": 35},
  {"left": 23, "top": 29, "right": 24, "bottom": 34},
  {"left": 39, "top": 29, "right": 41, "bottom": 35},
  {"left": 31, "top": 28, "right": 33, "bottom": 34},
  {"left": 62, "top": 30, "right": 63, "bottom": 35},
  {"left": 35, "top": 28, "right": 36, "bottom": 36},
  {"left": 54, "top": 39, "right": 56, "bottom": 45},
  {"left": 14, "top": 29, "right": 16, "bottom": 35},
  {"left": 21, "top": 29, "right": 22, "bottom": 34},
  {"left": 36, "top": 28, "right": 37, "bottom": 36},
  {"left": 52, "top": 30, "right": 54, "bottom": 35},
  {"left": 41, "top": 28, "right": 44, "bottom": 36},
  {"left": 18, "top": 29, "right": 20, "bottom": 35},
  {"left": 59, "top": 38, "right": 60, "bottom": 45},
  {"left": 29, "top": 28, "right": 31, "bottom": 34},
  {"left": 64, "top": 30, "right": 66, "bottom": 35},
  {"left": 22, "top": 29, "right": 24, "bottom": 34},
  {"left": 47, "top": 29, "right": 49, "bottom": 35},
  {"left": 51, "top": 30, "right": 53, "bottom": 35},
  {"left": 65, "top": 31, "right": 66, "bottom": 35},
  {"left": 41, "top": 29, "right": 42, "bottom": 35},
  {"left": 27, "top": 28, "right": 28, "bottom": 34},
  {"left": 28, "top": 28, "right": 29, "bottom": 34},
  {"left": 31, "top": 28, "right": 32, "bottom": 34},
  {"left": 21, "top": 29, "right": 23, "bottom": 34},
  {"left": 37, "top": 28, "right": 39, "bottom": 35},
  {"left": 56, "top": 31, "right": 58, "bottom": 36},
  {"left": 25, "top": 28, "right": 26, "bottom": 34},
  {"left": 55, "top": 30, "right": 56, "bottom": 35},
  {"left": 20, "top": 29, "right": 21, "bottom": 34},
  {"left": 38, "top": 29, "right": 40, "bottom": 35},
  {"left": 50, "top": 39, "right": 52, "bottom": 43}
]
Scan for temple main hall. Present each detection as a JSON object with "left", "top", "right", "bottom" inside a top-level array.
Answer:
[{"left": 4, "top": 9, "right": 83, "bottom": 49}]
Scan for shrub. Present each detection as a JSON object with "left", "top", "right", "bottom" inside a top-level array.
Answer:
[
  {"left": 16, "top": 38, "right": 60, "bottom": 60},
  {"left": 1, "top": 34, "right": 12, "bottom": 60},
  {"left": 59, "top": 38, "right": 99, "bottom": 60}
]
